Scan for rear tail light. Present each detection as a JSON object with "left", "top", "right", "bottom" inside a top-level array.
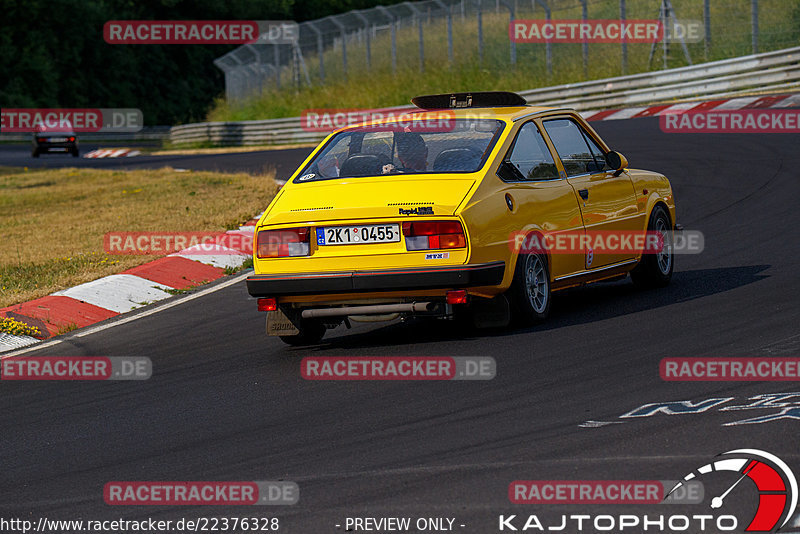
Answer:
[
  {"left": 37, "top": 137, "right": 46, "bottom": 143},
  {"left": 257, "top": 298, "right": 277, "bottom": 311},
  {"left": 68, "top": 136, "right": 75, "bottom": 142},
  {"left": 402, "top": 221, "right": 466, "bottom": 251},
  {"left": 446, "top": 290, "right": 468, "bottom": 305},
  {"left": 256, "top": 227, "right": 310, "bottom": 258}
]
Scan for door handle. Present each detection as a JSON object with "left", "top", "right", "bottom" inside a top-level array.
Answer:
[{"left": 578, "top": 188, "right": 589, "bottom": 200}]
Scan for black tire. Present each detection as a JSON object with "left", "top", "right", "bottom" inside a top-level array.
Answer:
[
  {"left": 31, "top": 149, "right": 40, "bottom": 158},
  {"left": 630, "top": 205, "right": 673, "bottom": 288},
  {"left": 279, "top": 318, "right": 326, "bottom": 346},
  {"left": 509, "top": 251, "right": 551, "bottom": 324},
  {"left": 71, "top": 148, "right": 79, "bottom": 158}
]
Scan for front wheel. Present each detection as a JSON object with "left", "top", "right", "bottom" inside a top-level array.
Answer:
[
  {"left": 509, "top": 251, "right": 551, "bottom": 324},
  {"left": 630, "top": 205, "right": 673, "bottom": 288},
  {"left": 279, "top": 318, "right": 326, "bottom": 346}
]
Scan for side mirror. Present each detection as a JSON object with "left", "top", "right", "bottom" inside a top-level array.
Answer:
[{"left": 605, "top": 151, "right": 628, "bottom": 176}]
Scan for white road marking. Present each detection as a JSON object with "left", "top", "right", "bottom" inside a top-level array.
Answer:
[
  {"left": 657, "top": 102, "right": 705, "bottom": 115},
  {"left": 52, "top": 274, "right": 173, "bottom": 313},
  {"left": 0, "top": 333, "right": 39, "bottom": 351},
  {"left": 579, "top": 110, "right": 606, "bottom": 120},
  {"left": 712, "top": 96, "right": 760, "bottom": 109},
  {"left": 773, "top": 94, "right": 800, "bottom": 108},
  {"left": 603, "top": 107, "right": 649, "bottom": 120},
  {"left": 170, "top": 244, "right": 249, "bottom": 269}
]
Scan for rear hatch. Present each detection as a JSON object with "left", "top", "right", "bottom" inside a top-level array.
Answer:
[
  {"left": 264, "top": 176, "right": 475, "bottom": 225},
  {"left": 255, "top": 175, "right": 476, "bottom": 271}
]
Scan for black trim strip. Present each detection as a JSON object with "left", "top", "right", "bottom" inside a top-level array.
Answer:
[{"left": 246, "top": 261, "right": 506, "bottom": 297}]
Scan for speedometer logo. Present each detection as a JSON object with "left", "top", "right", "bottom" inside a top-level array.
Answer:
[{"left": 666, "top": 449, "right": 797, "bottom": 532}]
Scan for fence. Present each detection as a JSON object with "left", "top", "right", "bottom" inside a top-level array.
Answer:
[
  {"left": 171, "top": 45, "right": 800, "bottom": 147},
  {"left": 214, "top": 0, "right": 799, "bottom": 103}
]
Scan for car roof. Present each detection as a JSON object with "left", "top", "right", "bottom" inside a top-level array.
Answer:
[{"left": 437, "top": 105, "right": 556, "bottom": 121}]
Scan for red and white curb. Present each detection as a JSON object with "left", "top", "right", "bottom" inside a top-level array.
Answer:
[
  {"left": 580, "top": 93, "right": 800, "bottom": 122},
  {"left": 84, "top": 148, "right": 141, "bottom": 159},
  {"left": 0, "top": 213, "right": 263, "bottom": 352}
]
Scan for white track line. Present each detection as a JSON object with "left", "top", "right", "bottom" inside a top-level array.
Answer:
[
  {"left": 52, "top": 274, "right": 173, "bottom": 313},
  {"left": 713, "top": 96, "right": 761, "bottom": 110},
  {"left": 0, "top": 271, "right": 250, "bottom": 359},
  {"left": 773, "top": 94, "right": 800, "bottom": 108},
  {"left": 603, "top": 107, "right": 649, "bottom": 120}
]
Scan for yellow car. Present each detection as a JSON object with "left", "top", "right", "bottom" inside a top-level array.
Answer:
[{"left": 247, "top": 92, "right": 676, "bottom": 345}]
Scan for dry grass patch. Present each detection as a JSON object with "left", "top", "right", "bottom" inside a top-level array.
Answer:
[{"left": 0, "top": 166, "right": 278, "bottom": 307}]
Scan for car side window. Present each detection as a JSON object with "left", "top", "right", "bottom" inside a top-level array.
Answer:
[
  {"left": 312, "top": 136, "right": 351, "bottom": 178},
  {"left": 506, "top": 121, "right": 559, "bottom": 180},
  {"left": 543, "top": 118, "right": 610, "bottom": 176}
]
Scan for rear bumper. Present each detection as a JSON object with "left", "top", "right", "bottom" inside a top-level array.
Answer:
[
  {"left": 246, "top": 261, "right": 505, "bottom": 297},
  {"left": 35, "top": 142, "right": 77, "bottom": 150}
]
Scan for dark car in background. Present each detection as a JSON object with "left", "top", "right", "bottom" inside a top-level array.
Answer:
[{"left": 32, "top": 121, "right": 79, "bottom": 157}]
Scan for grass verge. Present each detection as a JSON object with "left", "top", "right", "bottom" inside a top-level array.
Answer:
[
  {"left": 208, "top": 1, "right": 800, "bottom": 122},
  {"left": 0, "top": 167, "right": 277, "bottom": 308}
]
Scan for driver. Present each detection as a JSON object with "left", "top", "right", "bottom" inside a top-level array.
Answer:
[{"left": 395, "top": 132, "right": 428, "bottom": 172}]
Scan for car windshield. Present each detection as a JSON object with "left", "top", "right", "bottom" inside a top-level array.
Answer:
[{"left": 295, "top": 118, "right": 505, "bottom": 182}]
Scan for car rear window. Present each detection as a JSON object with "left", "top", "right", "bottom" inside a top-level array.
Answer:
[{"left": 294, "top": 119, "right": 505, "bottom": 182}]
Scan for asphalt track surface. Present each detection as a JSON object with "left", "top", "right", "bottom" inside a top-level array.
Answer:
[
  {"left": 1, "top": 118, "right": 799, "bottom": 533},
  {"left": 0, "top": 143, "right": 311, "bottom": 179}
]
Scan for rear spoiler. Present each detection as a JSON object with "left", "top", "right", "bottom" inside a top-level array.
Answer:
[{"left": 412, "top": 91, "right": 527, "bottom": 110}]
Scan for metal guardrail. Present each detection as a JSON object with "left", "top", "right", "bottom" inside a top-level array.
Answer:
[
  {"left": 518, "top": 46, "right": 800, "bottom": 105},
  {"left": 170, "top": 46, "right": 800, "bottom": 147},
  {"left": 0, "top": 126, "right": 171, "bottom": 143}
]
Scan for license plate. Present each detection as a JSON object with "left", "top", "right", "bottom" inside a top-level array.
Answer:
[
  {"left": 48, "top": 137, "right": 68, "bottom": 142},
  {"left": 317, "top": 224, "right": 400, "bottom": 246}
]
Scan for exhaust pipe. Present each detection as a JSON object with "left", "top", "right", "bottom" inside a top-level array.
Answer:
[{"left": 301, "top": 302, "right": 434, "bottom": 319}]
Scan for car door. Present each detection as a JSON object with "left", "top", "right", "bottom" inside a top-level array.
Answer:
[
  {"left": 542, "top": 117, "right": 641, "bottom": 269},
  {"left": 500, "top": 120, "right": 586, "bottom": 279}
]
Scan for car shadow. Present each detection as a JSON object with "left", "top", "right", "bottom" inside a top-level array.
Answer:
[{"left": 313, "top": 265, "right": 771, "bottom": 350}]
